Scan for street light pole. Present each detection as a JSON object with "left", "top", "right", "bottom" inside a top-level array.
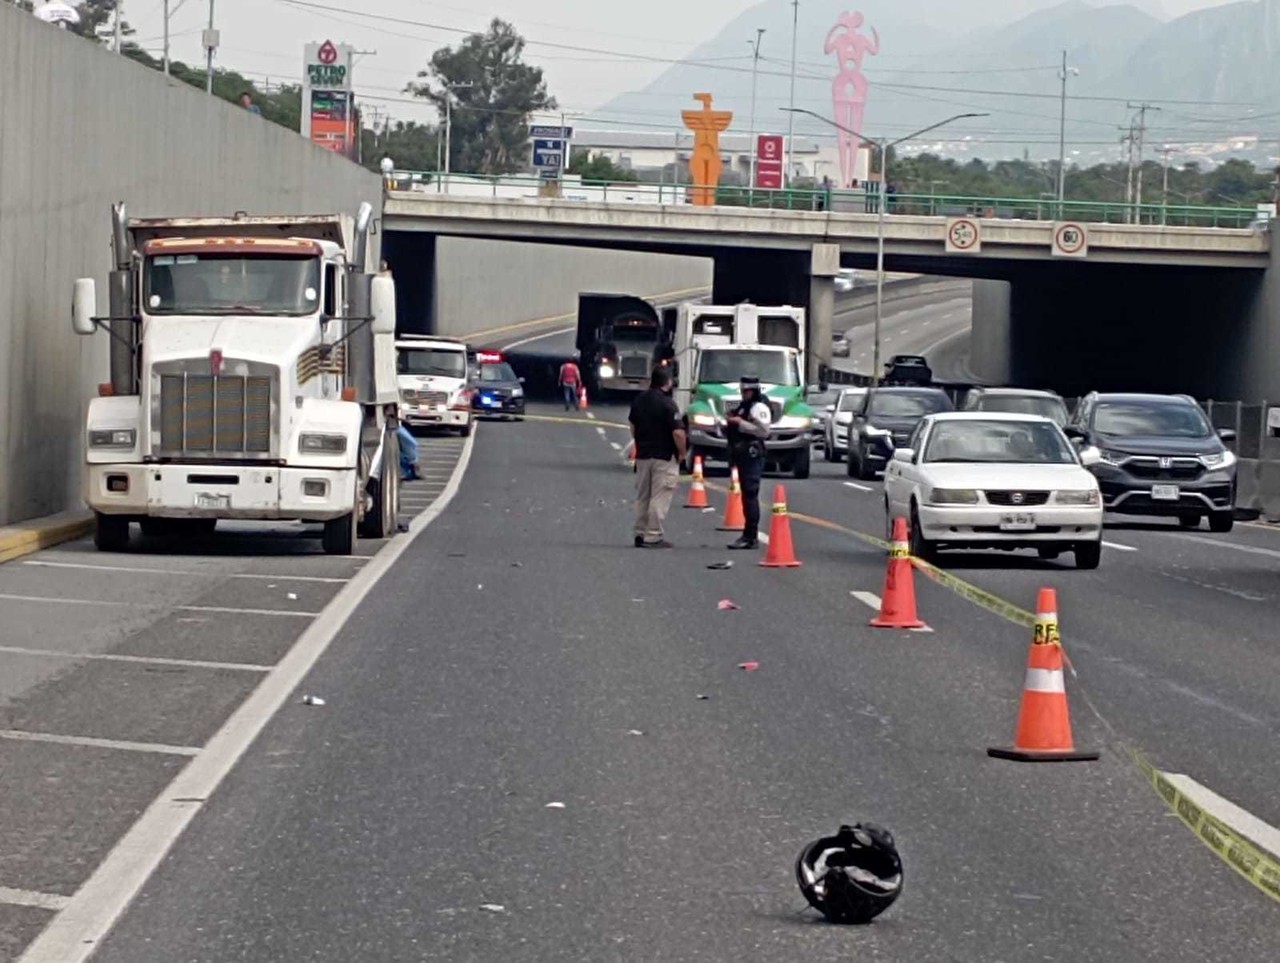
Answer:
[
  {"left": 782, "top": 108, "right": 987, "bottom": 385},
  {"left": 1056, "top": 50, "right": 1078, "bottom": 215},
  {"left": 785, "top": 0, "right": 799, "bottom": 187},
  {"left": 162, "top": 0, "right": 170, "bottom": 76},
  {"left": 441, "top": 81, "right": 473, "bottom": 190},
  {"left": 204, "top": 0, "right": 216, "bottom": 95},
  {"left": 748, "top": 28, "right": 765, "bottom": 190}
]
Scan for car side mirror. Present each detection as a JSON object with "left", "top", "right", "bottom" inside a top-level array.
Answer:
[
  {"left": 1063, "top": 425, "right": 1086, "bottom": 441},
  {"left": 892, "top": 448, "right": 914, "bottom": 463},
  {"left": 1078, "top": 446, "right": 1102, "bottom": 467},
  {"left": 1217, "top": 427, "right": 1237, "bottom": 442},
  {"left": 824, "top": 404, "right": 836, "bottom": 413},
  {"left": 72, "top": 278, "right": 97, "bottom": 336},
  {"left": 519, "top": 376, "right": 526, "bottom": 384}
]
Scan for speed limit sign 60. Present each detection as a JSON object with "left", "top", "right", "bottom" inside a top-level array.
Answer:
[
  {"left": 1052, "top": 222, "right": 1089, "bottom": 258},
  {"left": 945, "top": 217, "right": 982, "bottom": 254}
]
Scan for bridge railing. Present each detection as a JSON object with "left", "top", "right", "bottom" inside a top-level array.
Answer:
[{"left": 386, "top": 171, "right": 1264, "bottom": 229}]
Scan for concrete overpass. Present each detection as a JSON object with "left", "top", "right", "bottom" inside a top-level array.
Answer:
[{"left": 382, "top": 192, "right": 1279, "bottom": 401}]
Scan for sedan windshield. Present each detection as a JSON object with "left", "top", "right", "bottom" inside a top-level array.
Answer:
[
  {"left": 974, "top": 395, "right": 1069, "bottom": 426},
  {"left": 1095, "top": 402, "right": 1212, "bottom": 438},
  {"left": 398, "top": 349, "right": 467, "bottom": 378},
  {"left": 479, "top": 362, "right": 517, "bottom": 383},
  {"left": 698, "top": 350, "right": 799, "bottom": 386},
  {"left": 145, "top": 254, "right": 319, "bottom": 316},
  {"left": 924, "top": 419, "right": 1077, "bottom": 464},
  {"left": 868, "top": 392, "right": 949, "bottom": 418}
]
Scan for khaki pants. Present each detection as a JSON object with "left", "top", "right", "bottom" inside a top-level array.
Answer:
[{"left": 634, "top": 457, "right": 679, "bottom": 542}]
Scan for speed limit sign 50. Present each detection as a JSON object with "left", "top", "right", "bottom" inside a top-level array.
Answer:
[
  {"left": 1052, "top": 222, "right": 1089, "bottom": 258},
  {"left": 945, "top": 217, "right": 982, "bottom": 254}
]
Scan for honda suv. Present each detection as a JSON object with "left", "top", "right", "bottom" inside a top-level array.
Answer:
[{"left": 1067, "top": 392, "right": 1236, "bottom": 532}]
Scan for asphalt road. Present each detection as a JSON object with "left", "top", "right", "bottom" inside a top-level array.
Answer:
[{"left": 51, "top": 402, "right": 1278, "bottom": 962}]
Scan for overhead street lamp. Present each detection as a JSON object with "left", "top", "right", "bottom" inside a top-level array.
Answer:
[{"left": 782, "top": 107, "right": 987, "bottom": 385}]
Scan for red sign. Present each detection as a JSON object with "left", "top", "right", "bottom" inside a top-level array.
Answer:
[
  {"left": 755, "top": 134, "right": 784, "bottom": 189},
  {"left": 317, "top": 40, "right": 338, "bottom": 65}
]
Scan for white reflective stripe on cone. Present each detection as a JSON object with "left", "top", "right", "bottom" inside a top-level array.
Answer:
[{"left": 1023, "top": 667, "right": 1066, "bottom": 694}]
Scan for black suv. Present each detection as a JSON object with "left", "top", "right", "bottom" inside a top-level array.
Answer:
[
  {"left": 1067, "top": 392, "right": 1236, "bottom": 531},
  {"left": 882, "top": 354, "right": 933, "bottom": 386},
  {"left": 847, "top": 387, "right": 953, "bottom": 480}
]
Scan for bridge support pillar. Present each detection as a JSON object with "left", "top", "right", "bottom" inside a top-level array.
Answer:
[{"left": 808, "top": 243, "right": 839, "bottom": 385}]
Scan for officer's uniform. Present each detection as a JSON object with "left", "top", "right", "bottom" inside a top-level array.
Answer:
[{"left": 726, "top": 377, "right": 772, "bottom": 549}]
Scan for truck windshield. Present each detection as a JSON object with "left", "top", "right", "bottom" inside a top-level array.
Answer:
[
  {"left": 398, "top": 349, "right": 467, "bottom": 378},
  {"left": 145, "top": 254, "right": 319, "bottom": 316},
  {"left": 698, "top": 349, "right": 798, "bottom": 386},
  {"left": 605, "top": 326, "right": 659, "bottom": 342}
]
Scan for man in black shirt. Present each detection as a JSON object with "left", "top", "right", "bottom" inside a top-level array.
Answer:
[{"left": 628, "top": 367, "right": 687, "bottom": 549}]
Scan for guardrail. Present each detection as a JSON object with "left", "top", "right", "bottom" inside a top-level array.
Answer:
[{"left": 386, "top": 171, "right": 1263, "bottom": 229}]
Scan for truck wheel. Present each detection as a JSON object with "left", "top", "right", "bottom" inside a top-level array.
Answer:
[
  {"left": 458, "top": 420, "right": 472, "bottom": 438},
  {"left": 360, "top": 431, "right": 399, "bottom": 539},
  {"left": 94, "top": 513, "right": 130, "bottom": 552},
  {"left": 322, "top": 491, "right": 359, "bottom": 556},
  {"left": 792, "top": 445, "right": 811, "bottom": 480},
  {"left": 139, "top": 518, "right": 170, "bottom": 538}
]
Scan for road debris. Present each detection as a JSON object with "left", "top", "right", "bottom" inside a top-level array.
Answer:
[
  {"left": 738, "top": 661, "right": 760, "bottom": 671},
  {"left": 301, "top": 695, "right": 326, "bottom": 707},
  {"left": 718, "top": 599, "right": 740, "bottom": 611},
  {"left": 627, "top": 729, "right": 645, "bottom": 736},
  {"left": 479, "top": 903, "right": 506, "bottom": 913},
  {"left": 707, "top": 561, "right": 734, "bottom": 570},
  {"left": 545, "top": 801, "right": 566, "bottom": 809}
]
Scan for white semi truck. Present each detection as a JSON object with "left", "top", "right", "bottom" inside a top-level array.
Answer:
[{"left": 72, "top": 203, "right": 402, "bottom": 555}]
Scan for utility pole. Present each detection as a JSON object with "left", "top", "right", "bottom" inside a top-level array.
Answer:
[
  {"left": 1056, "top": 49, "right": 1078, "bottom": 213},
  {"left": 1157, "top": 146, "right": 1175, "bottom": 225},
  {"left": 785, "top": 0, "right": 799, "bottom": 188},
  {"left": 1127, "top": 101, "right": 1160, "bottom": 222},
  {"left": 748, "top": 28, "right": 765, "bottom": 190},
  {"left": 203, "top": 0, "right": 217, "bottom": 95},
  {"left": 113, "top": 0, "right": 122, "bottom": 53},
  {"left": 162, "top": 0, "right": 170, "bottom": 76},
  {"left": 1121, "top": 125, "right": 1136, "bottom": 221},
  {"left": 441, "top": 81, "right": 473, "bottom": 188}
]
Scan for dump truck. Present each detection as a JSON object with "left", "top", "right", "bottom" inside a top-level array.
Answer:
[{"left": 72, "top": 202, "right": 401, "bottom": 555}]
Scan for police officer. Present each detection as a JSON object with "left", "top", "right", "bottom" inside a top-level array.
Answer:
[{"left": 725, "top": 375, "right": 772, "bottom": 550}]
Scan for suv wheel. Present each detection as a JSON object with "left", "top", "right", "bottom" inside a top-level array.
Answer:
[
  {"left": 1209, "top": 510, "right": 1234, "bottom": 533},
  {"left": 1178, "top": 515, "right": 1201, "bottom": 529}
]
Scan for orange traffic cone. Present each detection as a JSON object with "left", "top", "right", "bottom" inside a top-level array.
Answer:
[
  {"left": 717, "top": 466, "right": 746, "bottom": 531},
  {"left": 578, "top": 385, "right": 589, "bottom": 411},
  {"left": 760, "top": 484, "right": 802, "bottom": 567},
  {"left": 987, "top": 588, "right": 1099, "bottom": 763},
  {"left": 685, "top": 455, "right": 709, "bottom": 508},
  {"left": 870, "top": 516, "right": 925, "bottom": 629}
]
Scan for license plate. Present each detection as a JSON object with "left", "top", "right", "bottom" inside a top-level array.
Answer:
[
  {"left": 1151, "top": 484, "right": 1180, "bottom": 501},
  {"left": 194, "top": 493, "right": 230, "bottom": 510},
  {"left": 999, "top": 513, "right": 1036, "bottom": 532}
]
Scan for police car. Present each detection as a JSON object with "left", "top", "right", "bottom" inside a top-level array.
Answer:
[{"left": 470, "top": 351, "right": 526, "bottom": 420}]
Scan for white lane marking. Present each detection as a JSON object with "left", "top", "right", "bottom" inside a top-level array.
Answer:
[
  {"left": 0, "top": 730, "right": 199, "bottom": 757},
  {"left": 843, "top": 481, "right": 874, "bottom": 492},
  {"left": 0, "top": 646, "right": 270, "bottom": 673},
  {"left": 21, "top": 561, "right": 350, "bottom": 583},
  {"left": 610, "top": 442, "right": 623, "bottom": 451},
  {"left": 1102, "top": 540, "right": 1138, "bottom": 552},
  {"left": 595, "top": 427, "right": 607, "bottom": 437},
  {"left": 0, "top": 888, "right": 70, "bottom": 912},
  {"left": 501, "top": 324, "right": 577, "bottom": 350},
  {"left": 586, "top": 412, "right": 597, "bottom": 420},
  {"left": 850, "top": 591, "right": 933, "bottom": 632},
  {"left": 1171, "top": 532, "right": 1280, "bottom": 561},
  {"left": 1163, "top": 772, "right": 1280, "bottom": 858},
  {"left": 17, "top": 425, "right": 477, "bottom": 963},
  {"left": 918, "top": 326, "right": 970, "bottom": 360},
  {"left": 178, "top": 605, "right": 318, "bottom": 618}
]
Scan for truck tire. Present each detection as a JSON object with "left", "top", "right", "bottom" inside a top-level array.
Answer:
[
  {"left": 457, "top": 419, "right": 472, "bottom": 438},
  {"left": 322, "top": 491, "right": 359, "bottom": 556},
  {"left": 94, "top": 513, "right": 130, "bottom": 552},
  {"left": 792, "top": 445, "right": 811, "bottom": 480},
  {"left": 139, "top": 518, "right": 171, "bottom": 538},
  {"left": 360, "top": 431, "right": 399, "bottom": 539}
]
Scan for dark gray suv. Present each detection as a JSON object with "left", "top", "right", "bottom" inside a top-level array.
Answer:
[{"left": 1066, "top": 393, "right": 1237, "bottom": 532}]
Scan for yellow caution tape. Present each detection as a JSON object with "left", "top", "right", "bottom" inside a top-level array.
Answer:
[{"left": 523, "top": 414, "right": 630, "bottom": 430}]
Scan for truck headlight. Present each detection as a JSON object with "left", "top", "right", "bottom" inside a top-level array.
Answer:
[
  {"left": 89, "top": 428, "right": 136, "bottom": 449},
  {"left": 928, "top": 488, "right": 979, "bottom": 505},
  {"left": 299, "top": 432, "right": 348, "bottom": 454},
  {"left": 691, "top": 413, "right": 717, "bottom": 428},
  {"left": 599, "top": 364, "right": 616, "bottom": 379},
  {"left": 776, "top": 415, "right": 813, "bottom": 429},
  {"left": 1054, "top": 489, "right": 1101, "bottom": 505}
]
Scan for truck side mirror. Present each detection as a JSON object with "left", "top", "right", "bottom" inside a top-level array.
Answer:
[
  {"left": 370, "top": 275, "right": 396, "bottom": 335},
  {"left": 72, "top": 278, "right": 97, "bottom": 336}
]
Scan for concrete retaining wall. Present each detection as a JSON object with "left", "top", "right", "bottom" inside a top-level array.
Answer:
[
  {"left": 0, "top": 5, "right": 381, "bottom": 526},
  {"left": 431, "top": 238, "right": 712, "bottom": 339}
]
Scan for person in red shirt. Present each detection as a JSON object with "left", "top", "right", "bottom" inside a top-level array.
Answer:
[{"left": 558, "top": 357, "right": 582, "bottom": 410}]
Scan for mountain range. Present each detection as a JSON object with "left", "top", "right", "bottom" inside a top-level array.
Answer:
[{"left": 592, "top": 0, "right": 1276, "bottom": 163}]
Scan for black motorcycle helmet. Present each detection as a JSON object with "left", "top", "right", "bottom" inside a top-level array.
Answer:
[{"left": 795, "top": 823, "right": 903, "bottom": 924}]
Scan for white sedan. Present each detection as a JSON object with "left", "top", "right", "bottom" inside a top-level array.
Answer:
[
  {"left": 823, "top": 387, "right": 867, "bottom": 462},
  {"left": 882, "top": 412, "right": 1104, "bottom": 569}
]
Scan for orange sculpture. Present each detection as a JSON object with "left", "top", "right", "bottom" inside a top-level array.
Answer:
[{"left": 682, "top": 93, "right": 733, "bottom": 206}]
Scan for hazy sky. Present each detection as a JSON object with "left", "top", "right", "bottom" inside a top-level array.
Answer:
[{"left": 123, "top": 0, "right": 1239, "bottom": 126}]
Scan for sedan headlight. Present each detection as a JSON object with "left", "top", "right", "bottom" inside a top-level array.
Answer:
[
  {"left": 928, "top": 488, "right": 979, "bottom": 505},
  {"left": 599, "top": 364, "right": 616, "bottom": 379},
  {"left": 299, "top": 432, "right": 348, "bottom": 454},
  {"left": 89, "top": 428, "right": 136, "bottom": 449},
  {"left": 1054, "top": 489, "right": 1101, "bottom": 505},
  {"left": 511, "top": 386, "right": 524, "bottom": 398},
  {"left": 691, "top": 413, "right": 718, "bottom": 428},
  {"left": 1200, "top": 449, "right": 1235, "bottom": 469}
]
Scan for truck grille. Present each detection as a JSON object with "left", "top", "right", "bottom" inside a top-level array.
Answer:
[
  {"left": 620, "top": 357, "right": 650, "bottom": 378},
  {"left": 160, "top": 374, "right": 271, "bottom": 454},
  {"left": 403, "top": 390, "right": 448, "bottom": 406}
]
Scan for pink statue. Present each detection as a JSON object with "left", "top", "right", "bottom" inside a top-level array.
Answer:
[{"left": 825, "top": 11, "right": 879, "bottom": 188}]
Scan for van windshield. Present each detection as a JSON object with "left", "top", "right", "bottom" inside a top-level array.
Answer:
[
  {"left": 145, "top": 254, "right": 320, "bottom": 316},
  {"left": 398, "top": 349, "right": 467, "bottom": 378}
]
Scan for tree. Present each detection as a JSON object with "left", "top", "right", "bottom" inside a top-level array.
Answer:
[
  {"left": 567, "top": 150, "right": 637, "bottom": 183},
  {"left": 71, "top": 0, "right": 132, "bottom": 42},
  {"left": 407, "top": 19, "right": 555, "bottom": 174},
  {"left": 362, "top": 121, "right": 441, "bottom": 174}
]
